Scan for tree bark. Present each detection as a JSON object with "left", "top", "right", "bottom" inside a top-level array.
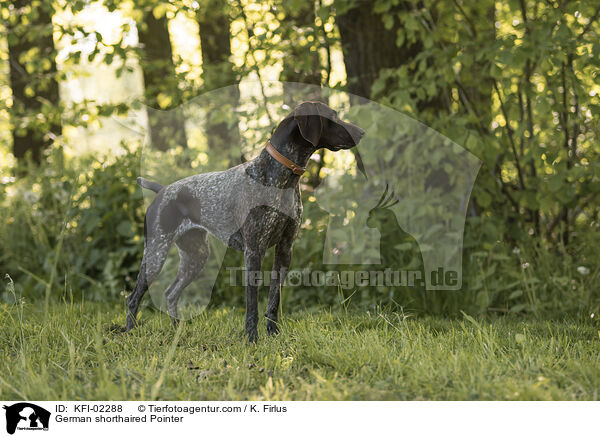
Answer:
[
  {"left": 280, "top": 0, "right": 322, "bottom": 104},
  {"left": 336, "top": 1, "right": 447, "bottom": 113},
  {"left": 7, "top": 0, "right": 61, "bottom": 165},
  {"left": 336, "top": 2, "right": 419, "bottom": 99},
  {"left": 197, "top": 0, "right": 241, "bottom": 155},
  {"left": 197, "top": 0, "right": 237, "bottom": 90},
  {"left": 137, "top": 8, "right": 187, "bottom": 151}
]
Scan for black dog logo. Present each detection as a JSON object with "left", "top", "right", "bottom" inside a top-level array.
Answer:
[{"left": 3, "top": 403, "right": 50, "bottom": 434}]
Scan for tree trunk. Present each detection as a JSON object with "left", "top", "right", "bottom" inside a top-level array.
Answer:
[
  {"left": 197, "top": 1, "right": 237, "bottom": 91},
  {"left": 137, "top": 9, "right": 187, "bottom": 151},
  {"left": 197, "top": 0, "right": 241, "bottom": 156},
  {"left": 7, "top": 0, "right": 61, "bottom": 165},
  {"left": 280, "top": 0, "right": 322, "bottom": 105},
  {"left": 336, "top": 2, "right": 418, "bottom": 99},
  {"left": 336, "top": 2, "right": 427, "bottom": 176},
  {"left": 336, "top": 1, "right": 447, "bottom": 113}
]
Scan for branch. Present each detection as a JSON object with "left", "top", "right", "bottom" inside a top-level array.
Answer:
[
  {"left": 451, "top": 0, "right": 477, "bottom": 38},
  {"left": 499, "top": 178, "right": 521, "bottom": 212},
  {"left": 517, "top": 89, "right": 525, "bottom": 155},
  {"left": 453, "top": 77, "right": 491, "bottom": 136},
  {"left": 493, "top": 80, "right": 526, "bottom": 190},
  {"left": 577, "top": 5, "right": 600, "bottom": 41},
  {"left": 316, "top": 0, "right": 332, "bottom": 86},
  {"left": 234, "top": 0, "right": 274, "bottom": 126},
  {"left": 561, "top": 61, "right": 572, "bottom": 169},
  {"left": 519, "top": 0, "right": 541, "bottom": 232},
  {"left": 546, "top": 192, "right": 598, "bottom": 237},
  {"left": 567, "top": 56, "right": 580, "bottom": 162}
]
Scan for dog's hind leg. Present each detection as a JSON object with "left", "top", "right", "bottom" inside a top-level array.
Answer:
[
  {"left": 126, "top": 236, "right": 172, "bottom": 331},
  {"left": 165, "top": 228, "right": 210, "bottom": 323}
]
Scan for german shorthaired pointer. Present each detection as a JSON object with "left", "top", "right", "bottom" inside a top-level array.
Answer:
[{"left": 125, "top": 101, "right": 365, "bottom": 342}]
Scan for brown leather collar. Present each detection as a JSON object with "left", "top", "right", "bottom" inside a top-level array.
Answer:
[{"left": 265, "top": 140, "right": 306, "bottom": 175}]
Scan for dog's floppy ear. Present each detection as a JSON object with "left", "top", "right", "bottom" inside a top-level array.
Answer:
[
  {"left": 293, "top": 102, "right": 323, "bottom": 147},
  {"left": 271, "top": 113, "right": 297, "bottom": 145}
]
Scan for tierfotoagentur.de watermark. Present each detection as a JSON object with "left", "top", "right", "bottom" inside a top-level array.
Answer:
[{"left": 227, "top": 267, "right": 459, "bottom": 289}]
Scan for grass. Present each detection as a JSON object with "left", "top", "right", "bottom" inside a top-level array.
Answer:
[{"left": 0, "top": 299, "right": 599, "bottom": 401}]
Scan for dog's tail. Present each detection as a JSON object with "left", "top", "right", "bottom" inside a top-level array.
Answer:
[{"left": 137, "top": 177, "right": 164, "bottom": 193}]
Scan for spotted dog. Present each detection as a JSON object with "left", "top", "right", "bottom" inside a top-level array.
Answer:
[{"left": 125, "top": 101, "right": 365, "bottom": 342}]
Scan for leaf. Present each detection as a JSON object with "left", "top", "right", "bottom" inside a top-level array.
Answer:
[
  {"left": 117, "top": 221, "right": 133, "bottom": 237},
  {"left": 548, "top": 176, "right": 563, "bottom": 193},
  {"left": 510, "top": 304, "right": 528, "bottom": 313},
  {"left": 477, "top": 190, "right": 492, "bottom": 208},
  {"left": 508, "top": 289, "right": 523, "bottom": 300},
  {"left": 152, "top": 4, "right": 169, "bottom": 19},
  {"left": 382, "top": 14, "right": 394, "bottom": 30}
]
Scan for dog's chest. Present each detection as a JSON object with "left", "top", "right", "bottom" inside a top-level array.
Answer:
[{"left": 228, "top": 187, "right": 302, "bottom": 251}]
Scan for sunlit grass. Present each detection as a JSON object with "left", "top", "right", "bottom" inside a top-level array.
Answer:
[{"left": 1, "top": 300, "right": 598, "bottom": 400}]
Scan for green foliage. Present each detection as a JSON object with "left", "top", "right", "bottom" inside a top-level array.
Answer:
[
  {"left": 369, "top": 0, "right": 600, "bottom": 249},
  {"left": 0, "top": 147, "right": 145, "bottom": 301}
]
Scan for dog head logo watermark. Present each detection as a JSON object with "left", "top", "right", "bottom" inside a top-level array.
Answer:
[
  {"left": 3, "top": 403, "right": 50, "bottom": 435},
  {"left": 118, "top": 81, "right": 481, "bottom": 319}
]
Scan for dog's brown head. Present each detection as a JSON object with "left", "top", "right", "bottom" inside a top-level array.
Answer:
[{"left": 272, "top": 101, "right": 365, "bottom": 151}]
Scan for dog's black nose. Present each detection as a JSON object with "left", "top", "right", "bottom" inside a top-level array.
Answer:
[{"left": 351, "top": 126, "right": 365, "bottom": 144}]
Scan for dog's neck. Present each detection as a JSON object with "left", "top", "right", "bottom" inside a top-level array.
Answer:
[{"left": 246, "top": 139, "right": 314, "bottom": 189}]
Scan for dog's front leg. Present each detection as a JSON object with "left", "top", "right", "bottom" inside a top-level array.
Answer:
[
  {"left": 244, "top": 248, "right": 264, "bottom": 342},
  {"left": 266, "top": 239, "right": 293, "bottom": 335}
]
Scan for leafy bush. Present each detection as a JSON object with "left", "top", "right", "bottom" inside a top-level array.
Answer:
[
  {"left": 1, "top": 146, "right": 144, "bottom": 302},
  {"left": 1, "top": 146, "right": 598, "bottom": 317}
]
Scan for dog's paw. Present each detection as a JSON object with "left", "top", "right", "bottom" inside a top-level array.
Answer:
[
  {"left": 246, "top": 330, "right": 258, "bottom": 343},
  {"left": 266, "top": 320, "right": 279, "bottom": 336},
  {"left": 107, "top": 323, "right": 128, "bottom": 334},
  {"left": 124, "top": 317, "right": 137, "bottom": 332}
]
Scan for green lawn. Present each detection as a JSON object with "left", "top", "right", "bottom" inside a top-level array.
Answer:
[{"left": 1, "top": 300, "right": 599, "bottom": 400}]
